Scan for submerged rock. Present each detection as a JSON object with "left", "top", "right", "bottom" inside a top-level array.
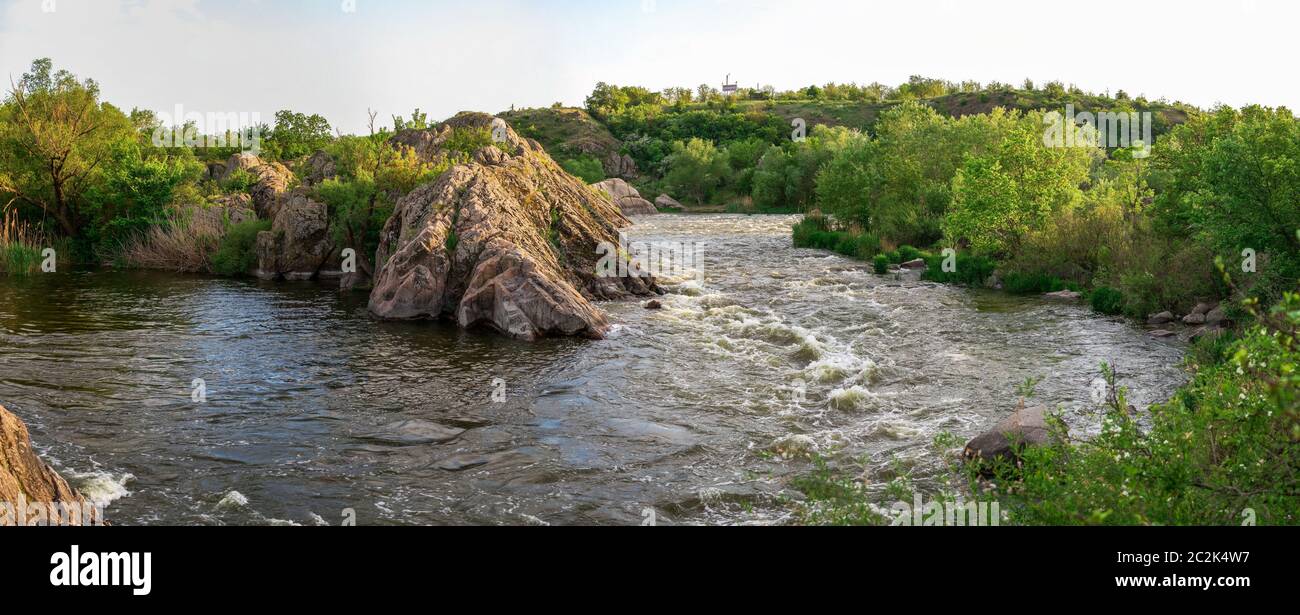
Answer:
[
  {"left": 592, "top": 178, "right": 658, "bottom": 216},
  {"left": 368, "top": 113, "right": 657, "bottom": 340},
  {"left": 0, "top": 403, "right": 97, "bottom": 522},
  {"left": 1147, "top": 311, "right": 1175, "bottom": 325},
  {"left": 963, "top": 402, "right": 1060, "bottom": 470}
]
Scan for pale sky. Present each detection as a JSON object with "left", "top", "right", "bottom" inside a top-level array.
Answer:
[{"left": 0, "top": 0, "right": 1294, "bottom": 134}]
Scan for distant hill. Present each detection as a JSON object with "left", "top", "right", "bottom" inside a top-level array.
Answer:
[
  {"left": 714, "top": 88, "right": 1193, "bottom": 135},
  {"left": 499, "top": 107, "right": 637, "bottom": 178},
  {"left": 499, "top": 87, "right": 1198, "bottom": 185}
]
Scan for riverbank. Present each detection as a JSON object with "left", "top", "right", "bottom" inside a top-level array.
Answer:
[{"left": 790, "top": 218, "right": 1300, "bottom": 525}]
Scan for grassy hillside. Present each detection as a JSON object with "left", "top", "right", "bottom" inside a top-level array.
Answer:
[{"left": 500, "top": 107, "right": 622, "bottom": 163}]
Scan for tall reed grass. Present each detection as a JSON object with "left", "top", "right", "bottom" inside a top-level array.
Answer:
[
  {"left": 1, "top": 210, "right": 49, "bottom": 275},
  {"left": 119, "top": 207, "right": 227, "bottom": 273}
]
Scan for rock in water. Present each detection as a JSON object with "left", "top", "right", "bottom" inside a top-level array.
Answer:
[
  {"left": 1044, "top": 290, "right": 1082, "bottom": 300},
  {"left": 654, "top": 194, "right": 683, "bottom": 211},
  {"left": 0, "top": 403, "right": 96, "bottom": 521},
  {"left": 1147, "top": 311, "right": 1174, "bottom": 325},
  {"left": 592, "top": 178, "right": 658, "bottom": 216},
  {"left": 368, "top": 113, "right": 657, "bottom": 340},
  {"left": 963, "top": 401, "right": 1059, "bottom": 469},
  {"left": 255, "top": 191, "right": 338, "bottom": 281}
]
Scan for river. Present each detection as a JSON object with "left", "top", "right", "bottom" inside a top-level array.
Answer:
[{"left": 0, "top": 214, "right": 1189, "bottom": 525}]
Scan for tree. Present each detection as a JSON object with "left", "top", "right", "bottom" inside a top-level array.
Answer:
[
  {"left": 0, "top": 58, "right": 134, "bottom": 237},
  {"left": 268, "top": 110, "right": 332, "bottom": 160},
  {"left": 663, "top": 138, "right": 729, "bottom": 205},
  {"left": 943, "top": 121, "right": 1092, "bottom": 254}
]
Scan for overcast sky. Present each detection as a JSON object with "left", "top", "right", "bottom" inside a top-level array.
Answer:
[{"left": 0, "top": 0, "right": 1293, "bottom": 134}]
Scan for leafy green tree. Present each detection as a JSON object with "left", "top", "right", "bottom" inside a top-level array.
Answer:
[
  {"left": 944, "top": 121, "right": 1092, "bottom": 254},
  {"left": 83, "top": 140, "right": 204, "bottom": 246},
  {"left": 1154, "top": 105, "right": 1300, "bottom": 259},
  {"left": 0, "top": 58, "right": 134, "bottom": 237},
  {"left": 663, "top": 138, "right": 729, "bottom": 205},
  {"left": 268, "top": 110, "right": 332, "bottom": 160}
]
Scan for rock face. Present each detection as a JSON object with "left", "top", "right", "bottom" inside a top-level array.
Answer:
[
  {"left": 592, "top": 178, "right": 658, "bottom": 216},
  {"left": 964, "top": 402, "right": 1059, "bottom": 469},
  {"left": 603, "top": 152, "right": 638, "bottom": 179},
  {"left": 0, "top": 403, "right": 95, "bottom": 521},
  {"left": 654, "top": 194, "right": 683, "bottom": 211},
  {"left": 217, "top": 152, "right": 263, "bottom": 183},
  {"left": 368, "top": 112, "right": 657, "bottom": 340},
  {"left": 255, "top": 191, "right": 337, "bottom": 280},
  {"left": 213, "top": 193, "right": 256, "bottom": 226},
  {"left": 900, "top": 258, "right": 927, "bottom": 270},
  {"left": 305, "top": 150, "right": 337, "bottom": 186},
  {"left": 249, "top": 161, "right": 294, "bottom": 219}
]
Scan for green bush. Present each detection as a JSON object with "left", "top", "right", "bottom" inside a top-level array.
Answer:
[
  {"left": 1090, "top": 286, "right": 1126, "bottom": 315},
  {"left": 872, "top": 254, "right": 889, "bottom": 274},
  {"left": 897, "top": 245, "right": 921, "bottom": 262},
  {"left": 921, "top": 252, "right": 997, "bottom": 286},
  {"left": 1003, "top": 271, "right": 1077, "bottom": 295},
  {"left": 560, "top": 155, "right": 606, "bottom": 183},
  {"left": 210, "top": 219, "right": 270, "bottom": 276},
  {"left": 886, "top": 250, "right": 901, "bottom": 264},
  {"left": 978, "top": 296, "right": 1300, "bottom": 524},
  {"left": 221, "top": 168, "right": 258, "bottom": 193}
]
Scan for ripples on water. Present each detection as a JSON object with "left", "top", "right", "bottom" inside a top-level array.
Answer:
[{"left": 0, "top": 214, "right": 1188, "bottom": 525}]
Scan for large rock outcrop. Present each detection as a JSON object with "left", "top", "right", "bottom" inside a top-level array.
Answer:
[
  {"left": 249, "top": 161, "right": 294, "bottom": 219},
  {"left": 255, "top": 190, "right": 338, "bottom": 280},
  {"left": 1, "top": 403, "right": 97, "bottom": 523},
  {"left": 592, "top": 178, "right": 658, "bottom": 216},
  {"left": 368, "top": 112, "right": 657, "bottom": 340}
]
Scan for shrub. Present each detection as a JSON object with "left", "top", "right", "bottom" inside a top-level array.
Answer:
[
  {"left": 211, "top": 218, "right": 270, "bottom": 276},
  {"left": 873, "top": 254, "right": 889, "bottom": 274},
  {"left": 560, "top": 155, "right": 605, "bottom": 183},
  {"left": 921, "top": 252, "right": 997, "bottom": 286},
  {"left": 1090, "top": 286, "right": 1126, "bottom": 315},
  {"left": 1003, "top": 271, "right": 1076, "bottom": 294},
  {"left": 897, "top": 245, "right": 921, "bottom": 262},
  {"left": 120, "top": 208, "right": 226, "bottom": 273},
  {"left": 221, "top": 168, "right": 258, "bottom": 193},
  {"left": 979, "top": 297, "right": 1300, "bottom": 524}
]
